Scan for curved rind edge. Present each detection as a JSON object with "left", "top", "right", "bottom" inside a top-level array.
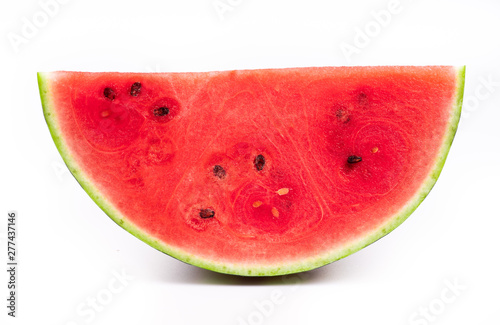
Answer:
[{"left": 38, "top": 67, "right": 465, "bottom": 277}]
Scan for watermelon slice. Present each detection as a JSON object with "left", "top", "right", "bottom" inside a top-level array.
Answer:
[{"left": 38, "top": 66, "right": 465, "bottom": 276}]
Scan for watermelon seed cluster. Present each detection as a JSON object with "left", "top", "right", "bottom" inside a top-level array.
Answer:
[
  {"left": 200, "top": 154, "right": 272, "bottom": 220},
  {"left": 103, "top": 82, "right": 142, "bottom": 100}
]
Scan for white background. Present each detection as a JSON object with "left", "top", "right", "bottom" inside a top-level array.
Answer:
[{"left": 1, "top": 0, "right": 499, "bottom": 324}]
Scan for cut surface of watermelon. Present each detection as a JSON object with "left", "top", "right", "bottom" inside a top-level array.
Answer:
[{"left": 38, "top": 66, "right": 465, "bottom": 276}]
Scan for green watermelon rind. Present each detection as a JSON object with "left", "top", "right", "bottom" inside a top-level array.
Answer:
[{"left": 38, "top": 67, "right": 465, "bottom": 276}]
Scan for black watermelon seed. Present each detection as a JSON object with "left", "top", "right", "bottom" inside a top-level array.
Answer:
[
  {"left": 199, "top": 208, "right": 215, "bottom": 219},
  {"left": 153, "top": 106, "right": 170, "bottom": 117},
  {"left": 254, "top": 154, "right": 266, "bottom": 171},
  {"left": 213, "top": 165, "right": 226, "bottom": 179},
  {"left": 347, "top": 155, "right": 362, "bottom": 164},
  {"left": 103, "top": 87, "right": 116, "bottom": 100},
  {"left": 130, "top": 82, "right": 142, "bottom": 97}
]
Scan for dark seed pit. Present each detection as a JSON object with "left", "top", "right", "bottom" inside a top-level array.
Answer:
[
  {"left": 103, "top": 87, "right": 116, "bottom": 100},
  {"left": 335, "top": 108, "right": 350, "bottom": 123},
  {"left": 254, "top": 154, "right": 266, "bottom": 171},
  {"left": 130, "top": 82, "right": 142, "bottom": 97},
  {"left": 149, "top": 97, "right": 179, "bottom": 123},
  {"left": 213, "top": 165, "right": 226, "bottom": 179},
  {"left": 153, "top": 106, "right": 170, "bottom": 117},
  {"left": 347, "top": 155, "right": 362, "bottom": 164},
  {"left": 199, "top": 208, "right": 215, "bottom": 219},
  {"left": 358, "top": 92, "right": 368, "bottom": 106}
]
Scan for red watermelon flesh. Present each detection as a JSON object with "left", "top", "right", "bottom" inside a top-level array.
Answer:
[{"left": 38, "top": 66, "right": 465, "bottom": 276}]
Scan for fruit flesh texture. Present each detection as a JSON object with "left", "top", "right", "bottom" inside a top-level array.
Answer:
[{"left": 41, "top": 67, "right": 461, "bottom": 272}]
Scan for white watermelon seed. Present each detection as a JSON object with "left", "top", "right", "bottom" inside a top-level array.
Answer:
[
  {"left": 276, "top": 188, "right": 290, "bottom": 196},
  {"left": 252, "top": 201, "right": 263, "bottom": 208}
]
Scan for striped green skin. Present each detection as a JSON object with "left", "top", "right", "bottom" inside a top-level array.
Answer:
[{"left": 38, "top": 67, "right": 465, "bottom": 276}]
